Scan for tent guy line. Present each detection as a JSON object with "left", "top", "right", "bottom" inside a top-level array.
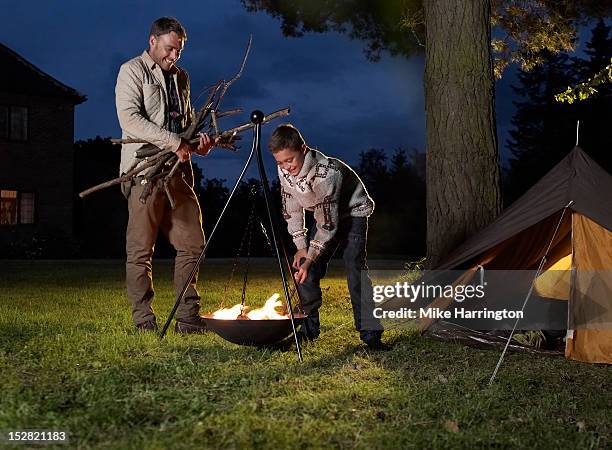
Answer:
[{"left": 488, "top": 200, "right": 574, "bottom": 386}]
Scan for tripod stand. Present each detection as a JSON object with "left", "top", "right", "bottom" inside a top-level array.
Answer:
[{"left": 159, "top": 110, "right": 304, "bottom": 362}]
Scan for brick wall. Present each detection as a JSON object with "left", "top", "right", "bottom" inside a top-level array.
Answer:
[{"left": 0, "top": 92, "right": 75, "bottom": 237}]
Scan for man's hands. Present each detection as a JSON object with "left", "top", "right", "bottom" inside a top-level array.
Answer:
[
  {"left": 293, "top": 249, "right": 312, "bottom": 284},
  {"left": 175, "top": 133, "right": 217, "bottom": 162},
  {"left": 195, "top": 133, "right": 216, "bottom": 156},
  {"left": 175, "top": 139, "right": 192, "bottom": 162}
]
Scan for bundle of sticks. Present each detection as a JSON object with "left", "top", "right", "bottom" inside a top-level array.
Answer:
[
  {"left": 78, "top": 107, "right": 289, "bottom": 207},
  {"left": 78, "top": 36, "right": 289, "bottom": 209}
]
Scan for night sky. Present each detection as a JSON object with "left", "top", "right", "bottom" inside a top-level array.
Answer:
[{"left": 0, "top": 1, "right": 596, "bottom": 181}]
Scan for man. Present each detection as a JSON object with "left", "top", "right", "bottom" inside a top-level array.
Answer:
[
  {"left": 115, "top": 17, "right": 215, "bottom": 333},
  {"left": 269, "top": 124, "right": 390, "bottom": 350}
]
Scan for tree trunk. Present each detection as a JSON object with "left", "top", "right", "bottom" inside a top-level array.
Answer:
[{"left": 423, "top": 0, "right": 501, "bottom": 268}]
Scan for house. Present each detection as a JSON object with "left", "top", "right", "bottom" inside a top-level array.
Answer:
[{"left": 0, "top": 42, "right": 85, "bottom": 255}]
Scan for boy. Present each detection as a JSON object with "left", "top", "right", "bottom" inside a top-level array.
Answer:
[{"left": 269, "top": 124, "right": 389, "bottom": 350}]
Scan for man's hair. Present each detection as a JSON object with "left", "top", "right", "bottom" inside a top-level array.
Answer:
[
  {"left": 268, "top": 124, "right": 305, "bottom": 153},
  {"left": 149, "top": 17, "right": 187, "bottom": 40}
]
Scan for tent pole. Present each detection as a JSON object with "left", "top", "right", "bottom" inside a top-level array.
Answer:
[
  {"left": 576, "top": 120, "right": 580, "bottom": 147},
  {"left": 488, "top": 200, "right": 574, "bottom": 386}
]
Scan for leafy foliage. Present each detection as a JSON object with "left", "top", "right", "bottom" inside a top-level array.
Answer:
[
  {"left": 242, "top": 0, "right": 424, "bottom": 60},
  {"left": 556, "top": 21, "right": 612, "bottom": 103},
  {"left": 491, "top": 0, "right": 577, "bottom": 77},
  {"left": 554, "top": 61, "right": 612, "bottom": 103},
  {"left": 504, "top": 20, "right": 612, "bottom": 204},
  {"left": 244, "top": 0, "right": 611, "bottom": 79}
]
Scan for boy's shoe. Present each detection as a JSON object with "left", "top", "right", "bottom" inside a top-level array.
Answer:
[
  {"left": 175, "top": 316, "right": 208, "bottom": 334},
  {"left": 363, "top": 337, "right": 392, "bottom": 352},
  {"left": 135, "top": 321, "right": 158, "bottom": 332}
]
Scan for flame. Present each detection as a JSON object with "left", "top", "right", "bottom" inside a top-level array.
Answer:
[
  {"left": 210, "top": 293, "right": 288, "bottom": 320},
  {"left": 211, "top": 304, "right": 245, "bottom": 320},
  {"left": 246, "top": 293, "right": 286, "bottom": 320}
]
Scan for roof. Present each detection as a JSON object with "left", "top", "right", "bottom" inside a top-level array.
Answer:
[
  {"left": 0, "top": 42, "right": 86, "bottom": 104},
  {"left": 437, "top": 147, "right": 612, "bottom": 269}
]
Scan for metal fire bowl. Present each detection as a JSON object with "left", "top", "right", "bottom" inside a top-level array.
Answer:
[{"left": 201, "top": 314, "right": 307, "bottom": 347}]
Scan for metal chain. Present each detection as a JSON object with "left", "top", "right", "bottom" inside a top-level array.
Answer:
[
  {"left": 257, "top": 216, "right": 303, "bottom": 313},
  {"left": 240, "top": 200, "right": 256, "bottom": 307},
  {"left": 219, "top": 184, "right": 303, "bottom": 314},
  {"left": 220, "top": 186, "right": 258, "bottom": 308}
]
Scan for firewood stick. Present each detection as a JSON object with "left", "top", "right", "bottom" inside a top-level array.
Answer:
[
  {"left": 211, "top": 110, "right": 219, "bottom": 135},
  {"left": 144, "top": 152, "right": 176, "bottom": 183},
  {"left": 139, "top": 153, "right": 178, "bottom": 204},
  {"left": 215, "top": 35, "right": 252, "bottom": 107},
  {"left": 125, "top": 156, "right": 143, "bottom": 174},
  {"left": 164, "top": 182, "right": 176, "bottom": 210},
  {"left": 132, "top": 149, "right": 174, "bottom": 171},
  {"left": 79, "top": 173, "right": 132, "bottom": 198},
  {"left": 139, "top": 162, "right": 174, "bottom": 204},
  {"left": 184, "top": 81, "right": 223, "bottom": 139},
  {"left": 161, "top": 156, "right": 185, "bottom": 209},
  {"left": 165, "top": 158, "right": 182, "bottom": 182},
  {"left": 78, "top": 150, "right": 173, "bottom": 198},
  {"left": 80, "top": 108, "right": 289, "bottom": 199},
  {"left": 110, "top": 137, "right": 149, "bottom": 144},
  {"left": 186, "top": 82, "right": 223, "bottom": 139},
  {"left": 111, "top": 108, "right": 290, "bottom": 146},
  {"left": 113, "top": 108, "right": 241, "bottom": 147},
  {"left": 214, "top": 108, "right": 290, "bottom": 139},
  {"left": 128, "top": 147, "right": 171, "bottom": 169},
  {"left": 216, "top": 108, "right": 242, "bottom": 118},
  {"left": 138, "top": 179, "right": 154, "bottom": 204},
  {"left": 134, "top": 147, "right": 162, "bottom": 158},
  {"left": 182, "top": 106, "right": 200, "bottom": 141}
]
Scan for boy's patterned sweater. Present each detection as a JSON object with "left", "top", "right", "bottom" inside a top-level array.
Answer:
[{"left": 278, "top": 149, "right": 374, "bottom": 262}]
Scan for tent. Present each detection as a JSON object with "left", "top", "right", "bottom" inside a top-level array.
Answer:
[{"left": 419, "top": 147, "right": 612, "bottom": 364}]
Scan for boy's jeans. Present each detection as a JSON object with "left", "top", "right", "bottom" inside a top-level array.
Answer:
[{"left": 297, "top": 217, "right": 383, "bottom": 342}]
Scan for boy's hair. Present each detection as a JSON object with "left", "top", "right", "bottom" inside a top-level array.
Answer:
[
  {"left": 268, "top": 124, "right": 305, "bottom": 153},
  {"left": 150, "top": 17, "right": 187, "bottom": 40}
]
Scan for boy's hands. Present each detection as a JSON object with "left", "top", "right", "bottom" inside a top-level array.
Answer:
[
  {"left": 294, "top": 258, "right": 312, "bottom": 284},
  {"left": 292, "top": 249, "right": 308, "bottom": 270},
  {"left": 292, "top": 249, "right": 312, "bottom": 284}
]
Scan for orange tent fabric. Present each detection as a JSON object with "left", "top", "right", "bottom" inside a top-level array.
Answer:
[{"left": 566, "top": 213, "right": 612, "bottom": 363}]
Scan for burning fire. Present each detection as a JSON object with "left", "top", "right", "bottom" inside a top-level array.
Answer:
[
  {"left": 211, "top": 304, "right": 244, "bottom": 320},
  {"left": 211, "top": 293, "right": 289, "bottom": 320}
]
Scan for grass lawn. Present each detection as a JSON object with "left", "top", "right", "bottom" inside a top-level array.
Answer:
[{"left": 0, "top": 259, "right": 610, "bottom": 449}]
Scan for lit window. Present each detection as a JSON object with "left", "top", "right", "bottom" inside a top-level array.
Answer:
[
  {"left": 0, "top": 190, "right": 35, "bottom": 225},
  {"left": 0, "top": 190, "right": 18, "bottom": 225},
  {"left": 0, "top": 105, "right": 28, "bottom": 141}
]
